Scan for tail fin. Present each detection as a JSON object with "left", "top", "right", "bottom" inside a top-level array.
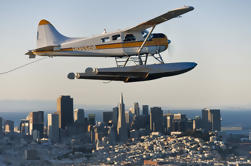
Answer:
[{"left": 36, "top": 19, "right": 69, "bottom": 48}]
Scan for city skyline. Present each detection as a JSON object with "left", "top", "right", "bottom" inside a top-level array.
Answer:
[
  {"left": 1, "top": 94, "right": 222, "bottom": 136},
  {"left": 1, "top": 1, "right": 251, "bottom": 110},
  {"left": 1, "top": 94, "right": 240, "bottom": 165},
  {"left": 0, "top": 1, "right": 251, "bottom": 165}
]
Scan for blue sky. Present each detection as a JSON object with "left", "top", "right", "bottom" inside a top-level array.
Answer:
[{"left": 0, "top": 0, "right": 251, "bottom": 110}]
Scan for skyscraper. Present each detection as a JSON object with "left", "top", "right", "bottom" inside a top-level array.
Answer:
[
  {"left": 74, "top": 108, "right": 85, "bottom": 124},
  {"left": 103, "top": 111, "right": 113, "bottom": 124},
  {"left": 57, "top": 95, "right": 74, "bottom": 129},
  {"left": 88, "top": 114, "right": 96, "bottom": 126},
  {"left": 150, "top": 107, "right": 163, "bottom": 133},
  {"left": 26, "top": 111, "right": 44, "bottom": 138},
  {"left": 202, "top": 108, "right": 221, "bottom": 131},
  {"left": 142, "top": 105, "right": 149, "bottom": 117},
  {"left": 202, "top": 109, "right": 209, "bottom": 131},
  {"left": 142, "top": 105, "right": 150, "bottom": 130},
  {"left": 133, "top": 102, "right": 140, "bottom": 117},
  {"left": 4, "top": 120, "right": 14, "bottom": 133},
  {"left": 117, "top": 93, "right": 128, "bottom": 142},
  {"left": 48, "top": 113, "right": 59, "bottom": 143},
  {"left": 209, "top": 109, "right": 221, "bottom": 131},
  {"left": 193, "top": 116, "right": 202, "bottom": 131},
  {"left": 172, "top": 113, "right": 188, "bottom": 132},
  {"left": 20, "top": 119, "right": 29, "bottom": 135},
  {"left": 112, "top": 107, "right": 118, "bottom": 128},
  {"left": 164, "top": 113, "right": 174, "bottom": 133}
]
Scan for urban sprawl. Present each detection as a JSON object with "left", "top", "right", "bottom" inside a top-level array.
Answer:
[{"left": 0, "top": 95, "right": 251, "bottom": 165}]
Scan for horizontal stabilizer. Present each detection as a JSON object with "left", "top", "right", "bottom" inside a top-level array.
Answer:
[{"left": 25, "top": 45, "right": 58, "bottom": 58}]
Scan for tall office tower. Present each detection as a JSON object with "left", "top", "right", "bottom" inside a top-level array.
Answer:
[
  {"left": 20, "top": 119, "right": 29, "bottom": 135},
  {"left": 164, "top": 113, "right": 174, "bottom": 133},
  {"left": 209, "top": 109, "right": 221, "bottom": 131},
  {"left": 142, "top": 105, "right": 150, "bottom": 130},
  {"left": 142, "top": 105, "right": 149, "bottom": 117},
  {"left": 193, "top": 116, "right": 202, "bottom": 130},
  {"left": 103, "top": 111, "right": 113, "bottom": 125},
  {"left": 47, "top": 113, "right": 59, "bottom": 143},
  {"left": 74, "top": 108, "right": 85, "bottom": 124},
  {"left": 150, "top": 107, "right": 163, "bottom": 132},
  {"left": 108, "top": 127, "right": 116, "bottom": 145},
  {"left": 166, "top": 114, "right": 174, "bottom": 129},
  {"left": 4, "top": 120, "right": 14, "bottom": 133},
  {"left": 126, "top": 111, "right": 134, "bottom": 124},
  {"left": 133, "top": 102, "right": 140, "bottom": 117},
  {"left": 117, "top": 93, "right": 128, "bottom": 142},
  {"left": 88, "top": 114, "right": 96, "bottom": 126},
  {"left": 0, "top": 117, "right": 2, "bottom": 133},
  {"left": 57, "top": 95, "right": 74, "bottom": 129},
  {"left": 125, "top": 111, "right": 130, "bottom": 125},
  {"left": 26, "top": 111, "right": 44, "bottom": 138},
  {"left": 202, "top": 108, "right": 221, "bottom": 131},
  {"left": 112, "top": 107, "right": 118, "bottom": 128},
  {"left": 202, "top": 109, "right": 210, "bottom": 131},
  {"left": 172, "top": 113, "right": 188, "bottom": 132}
]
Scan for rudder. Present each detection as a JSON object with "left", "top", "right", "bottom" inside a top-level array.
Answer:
[{"left": 36, "top": 19, "right": 69, "bottom": 48}]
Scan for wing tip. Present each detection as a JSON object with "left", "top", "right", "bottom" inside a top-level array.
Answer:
[{"left": 184, "top": 6, "right": 194, "bottom": 11}]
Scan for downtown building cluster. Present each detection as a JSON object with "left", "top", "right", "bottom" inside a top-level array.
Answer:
[
  {"left": 0, "top": 95, "right": 222, "bottom": 144},
  {"left": 0, "top": 95, "right": 250, "bottom": 165}
]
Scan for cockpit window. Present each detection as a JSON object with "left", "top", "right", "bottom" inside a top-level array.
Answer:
[
  {"left": 152, "top": 33, "right": 166, "bottom": 38},
  {"left": 124, "top": 34, "right": 136, "bottom": 42},
  {"left": 142, "top": 30, "right": 149, "bottom": 38},
  {"left": 112, "top": 34, "right": 121, "bottom": 40},
  {"left": 142, "top": 30, "right": 152, "bottom": 41}
]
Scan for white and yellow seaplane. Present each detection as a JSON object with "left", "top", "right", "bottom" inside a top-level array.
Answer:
[{"left": 26, "top": 6, "right": 196, "bottom": 82}]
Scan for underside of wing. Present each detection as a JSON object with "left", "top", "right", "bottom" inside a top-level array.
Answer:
[{"left": 125, "top": 6, "right": 194, "bottom": 32}]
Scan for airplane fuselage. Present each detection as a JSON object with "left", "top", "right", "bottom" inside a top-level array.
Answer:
[{"left": 32, "top": 30, "right": 169, "bottom": 58}]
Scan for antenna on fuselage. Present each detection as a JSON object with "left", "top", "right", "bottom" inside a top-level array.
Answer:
[{"left": 103, "top": 28, "right": 107, "bottom": 34}]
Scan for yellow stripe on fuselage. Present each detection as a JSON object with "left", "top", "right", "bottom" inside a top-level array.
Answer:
[
  {"left": 95, "top": 38, "right": 168, "bottom": 49},
  {"left": 33, "top": 38, "right": 168, "bottom": 54}
]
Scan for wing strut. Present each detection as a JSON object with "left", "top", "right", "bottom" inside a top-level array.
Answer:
[{"left": 137, "top": 25, "right": 156, "bottom": 65}]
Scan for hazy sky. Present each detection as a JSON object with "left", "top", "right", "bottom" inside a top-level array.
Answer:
[{"left": 0, "top": 0, "right": 251, "bottom": 110}]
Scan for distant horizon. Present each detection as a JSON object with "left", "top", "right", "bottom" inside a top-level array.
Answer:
[{"left": 0, "top": 99, "right": 250, "bottom": 112}]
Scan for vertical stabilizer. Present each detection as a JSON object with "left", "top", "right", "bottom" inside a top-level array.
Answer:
[{"left": 37, "top": 19, "right": 69, "bottom": 48}]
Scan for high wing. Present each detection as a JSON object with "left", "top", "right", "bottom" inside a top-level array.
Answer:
[{"left": 125, "top": 6, "right": 194, "bottom": 32}]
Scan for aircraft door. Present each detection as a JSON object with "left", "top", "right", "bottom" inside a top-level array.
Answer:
[{"left": 122, "top": 33, "right": 138, "bottom": 55}]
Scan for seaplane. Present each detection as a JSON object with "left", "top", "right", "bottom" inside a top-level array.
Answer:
[{"left": 26, "top": 6, "right": 197, "bottom": 83}]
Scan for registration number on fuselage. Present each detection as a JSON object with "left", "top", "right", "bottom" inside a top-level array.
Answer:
[{"left": 73, "top": 45, "right": 96, "bottom": 51}]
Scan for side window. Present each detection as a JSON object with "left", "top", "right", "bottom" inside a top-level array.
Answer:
[
  {"left": 124, "top": 34, "right": 136, "bottom": 42},
  {"left": 112, "top": 34, "right": 121, "bottom": 40},
  {"left": 101, "top": 37, "right": 110, "bottom": 43}
]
